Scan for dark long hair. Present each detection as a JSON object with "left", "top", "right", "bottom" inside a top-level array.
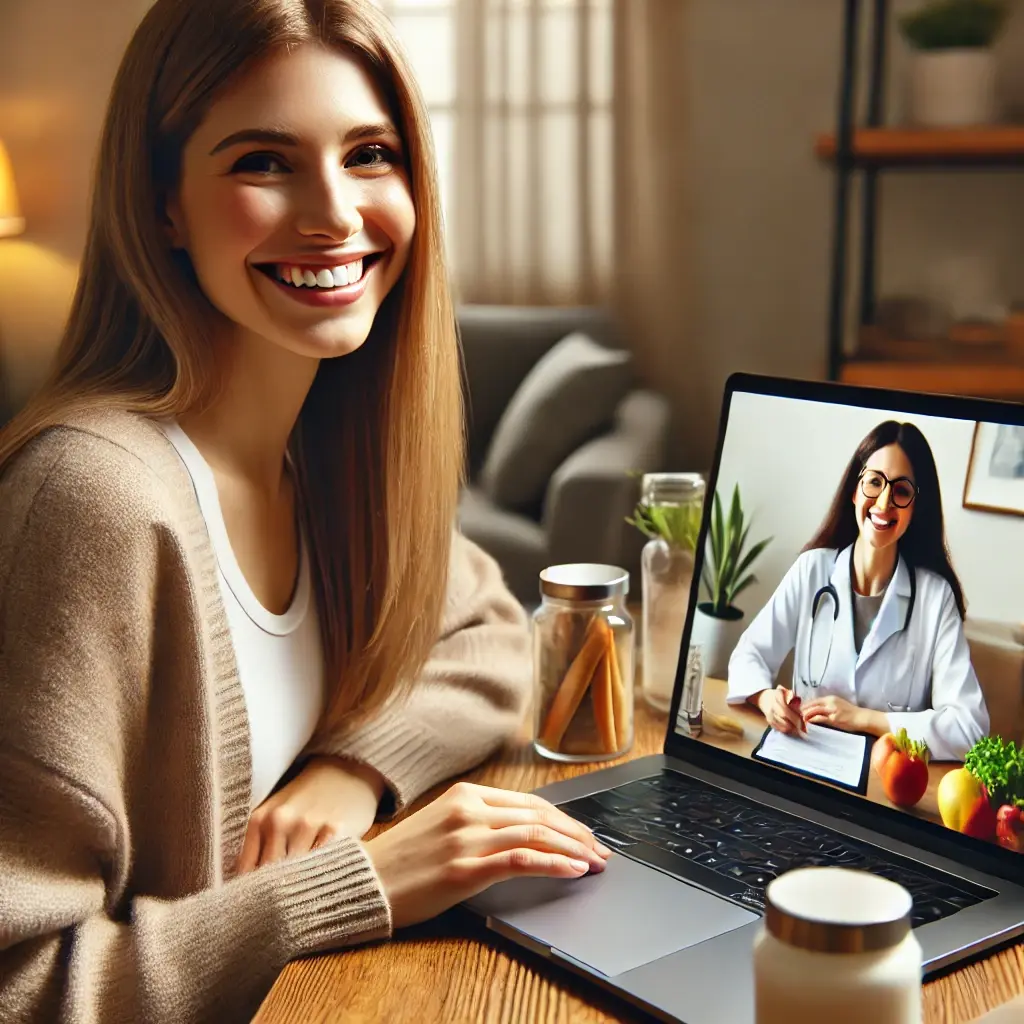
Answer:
[{"left": 803, "top": 420, "right": 967, "bottom": 619}]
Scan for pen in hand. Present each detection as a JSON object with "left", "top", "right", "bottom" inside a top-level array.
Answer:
[{"left": 787, "top": 692, "right": 808, "bottom": 733}]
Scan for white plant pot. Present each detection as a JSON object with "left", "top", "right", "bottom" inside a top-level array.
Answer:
[
  {"left": 689, "top": 603, "right": 745, "bottom": 679},
  {"left": 908, "top": 48, "right": 997, "bottom": 127}
]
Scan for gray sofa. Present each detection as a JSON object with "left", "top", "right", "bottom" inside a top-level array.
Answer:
[{"left": 457, "top": 304, "right": 671, "bottom": 605}]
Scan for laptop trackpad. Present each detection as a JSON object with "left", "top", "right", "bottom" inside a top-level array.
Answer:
[{"left": 467, "top": 854, "right": 758, "bottom": 977}]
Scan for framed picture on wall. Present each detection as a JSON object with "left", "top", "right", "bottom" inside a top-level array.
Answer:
[{"left": 963, "top": 421, "right": 1024, "bottom": 517}]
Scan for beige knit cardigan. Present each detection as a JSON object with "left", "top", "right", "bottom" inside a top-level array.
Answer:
[{"left": 0, "top": 410, "right": 531, "bottom": 1023}]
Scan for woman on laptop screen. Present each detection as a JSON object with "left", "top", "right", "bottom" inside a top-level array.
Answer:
[{"left": 726, "top": 420, "right": 989, "bottom": 763}]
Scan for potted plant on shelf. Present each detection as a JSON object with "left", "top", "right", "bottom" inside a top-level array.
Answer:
[
  {"left": 900, "top": 0, "right": 1010, "bottom": 127},
  {"left": 690, "top": 483, "right": 772, "bottom": 678}
]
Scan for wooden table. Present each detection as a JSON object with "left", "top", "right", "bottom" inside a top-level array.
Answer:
[{"left": 255, "top": 694, "right": 1024, "bottom": 1024}]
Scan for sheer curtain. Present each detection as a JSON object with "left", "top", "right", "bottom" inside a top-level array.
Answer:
[{"left": 377, "top": 0, "right": 613, "bottom": 305}]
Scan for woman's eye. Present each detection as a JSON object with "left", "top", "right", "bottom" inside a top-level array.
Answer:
[
  {"left": 347, "top": 144, "right": 399, "bottom": 170},
  {"left": 231, "top": 152, "right": 288, "bottom": 175}
]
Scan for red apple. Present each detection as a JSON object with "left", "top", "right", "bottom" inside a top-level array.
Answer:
[
  {"left": 872, "top": 728, "right": 930, "bottom": 808},
  {"left": 996, "top": 804, "right": 1024, "bottom": 853}
]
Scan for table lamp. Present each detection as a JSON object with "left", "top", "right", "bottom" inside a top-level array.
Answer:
[
  {"left": 0, "top": 138, "right": 23, "bottom": 421},
  {"left": 0, "top": 139, "right": 25, "bottom": 239}
]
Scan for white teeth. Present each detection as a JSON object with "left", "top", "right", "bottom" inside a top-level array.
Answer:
[
  {"left": 870, "top": 513, "right": 894, "bottom": 528},
  {"left": 333, "top": 259, "right": 363, "bottom": 286},
  {"left": 274, "top": 259, "right": 368, "bottom": 289}
]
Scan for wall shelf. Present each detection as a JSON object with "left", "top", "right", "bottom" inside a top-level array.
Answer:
[
  {"left": 818, "top": 0, "right": 1024, "bottom": 401},
  {"left": 816, "top": 126, "right": 1024, "bottom": 166},
  {"left": 841, "top": 357, "right": 1024, "bottom": 401}
]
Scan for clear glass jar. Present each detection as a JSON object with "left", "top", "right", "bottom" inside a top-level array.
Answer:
[
  {"left": 533, "top": 564, "right": 634, "bottom": 763},
  {"left": 639, "top": 473, "right": 705, "bottom": 713}
]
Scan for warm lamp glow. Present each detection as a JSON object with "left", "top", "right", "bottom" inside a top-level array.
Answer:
[{"left": 0, "top": 140, "right": 25, "bottom": 239}]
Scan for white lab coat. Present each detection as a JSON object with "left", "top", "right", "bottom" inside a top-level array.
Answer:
[{"left": 726, "top": 544, "right": 989, "bottom": 761}]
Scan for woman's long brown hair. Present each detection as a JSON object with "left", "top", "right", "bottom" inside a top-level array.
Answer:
[{"left": 0, "top": 0, "right": 464, "bottom": 733}]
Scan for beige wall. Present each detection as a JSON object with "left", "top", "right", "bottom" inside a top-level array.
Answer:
[
  {"left": 2, "top": 0, "right": 1024, "bottom": 438},
  {"left": 0, "top": 0, "right": 147, "bottom": 405}
]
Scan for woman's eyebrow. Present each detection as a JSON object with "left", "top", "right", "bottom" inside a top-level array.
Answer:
[{"left": 209, "top": 122, "right": 400, "bottom": 156}]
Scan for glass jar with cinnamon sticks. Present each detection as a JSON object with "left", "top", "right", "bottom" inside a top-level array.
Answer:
[{"left": 532, "top": 564, "right": 634, "bottom": 762}]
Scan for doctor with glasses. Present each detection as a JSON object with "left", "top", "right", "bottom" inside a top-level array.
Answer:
[{"left": 726, "top": 420, "right": 989, "bottom": 762}]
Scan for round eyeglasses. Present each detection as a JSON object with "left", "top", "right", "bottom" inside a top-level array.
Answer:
[{"left": 859, "top": 468, "right": 917, "bottom": 508}]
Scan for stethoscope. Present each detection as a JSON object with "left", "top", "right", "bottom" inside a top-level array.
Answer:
[{"left": 798, "top": 547, "right": 917, "bottom": 712}]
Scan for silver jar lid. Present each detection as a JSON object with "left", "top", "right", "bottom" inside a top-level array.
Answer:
[
  {"left": 539, "top": 563, "right": 630, "bottom": 602},
  {"left": 765, "top": 867, "right": 912, "bottom": 954}
]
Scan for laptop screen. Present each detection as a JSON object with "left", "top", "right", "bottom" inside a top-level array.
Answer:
[{"left": 673, "top": 381, "right": 1024, "bottom": 859}]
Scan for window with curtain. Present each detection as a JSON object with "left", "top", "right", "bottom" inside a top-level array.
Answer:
[{"left": 374, "top": 0, "right": 613, "bottom": 305}]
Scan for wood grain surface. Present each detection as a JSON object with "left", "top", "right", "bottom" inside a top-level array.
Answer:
[{"left": 254, "top": 692, "right": 1024, "bottom": 1024}]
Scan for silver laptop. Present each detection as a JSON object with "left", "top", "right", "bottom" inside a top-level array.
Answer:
[{"left": 466, "top": 373, "right": 1024, "bottom": 1024}]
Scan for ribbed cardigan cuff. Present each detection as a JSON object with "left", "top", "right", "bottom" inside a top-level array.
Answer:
[
  {"left": 310, "top": 711, "right": 454, "bottom": 818},
  {"left": 264, "top": 838, "right": 392, "bottom": 955}
]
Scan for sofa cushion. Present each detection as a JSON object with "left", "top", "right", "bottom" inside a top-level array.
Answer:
[
  {"left": 458, "top": 486, "right": 549, "bottom": 604},
  {"left": 478, "top": 332, "right": 632, "bottom": 511}
]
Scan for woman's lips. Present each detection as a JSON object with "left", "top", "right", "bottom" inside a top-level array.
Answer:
[
  {"left": 867, "top": 511, "right": 896, "bottom": 531},
  {"left": 255, "top": 257, "right": 379, "bottom": 308}
]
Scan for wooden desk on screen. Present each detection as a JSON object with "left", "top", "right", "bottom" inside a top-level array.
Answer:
[
  {"left": 254, "top": 683, "right": 1024, "bottom": 1024},
  {"left": 698, "top": 675, "right": 955, "bottom": 826}
]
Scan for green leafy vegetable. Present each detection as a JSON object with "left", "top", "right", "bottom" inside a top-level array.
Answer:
[{"left": 964, "top": 736, "right": 1024, "bottom": 808}]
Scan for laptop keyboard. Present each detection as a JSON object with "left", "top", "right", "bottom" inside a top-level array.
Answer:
[{"left": 560, "top": 770, "right": 990, "bottom": 929}]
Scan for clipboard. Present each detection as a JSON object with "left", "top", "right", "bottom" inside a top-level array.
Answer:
[{"left": 751, "top": 722, "right": 872, "bottom": 796}]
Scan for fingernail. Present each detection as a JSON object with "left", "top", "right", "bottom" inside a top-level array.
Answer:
[
  {"left": 570, "top": 858, "right": 589, "bottom": 873},
  {"left": 595, "top": 842, "right": 612, "bottom": 858}
]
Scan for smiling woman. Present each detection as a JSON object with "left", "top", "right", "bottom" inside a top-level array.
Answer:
[{"left": 0, "top": 2, "right": 610, "bottom": 1022}]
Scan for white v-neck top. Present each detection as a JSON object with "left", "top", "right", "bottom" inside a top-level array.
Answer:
[{"left": 156, "top": 420, "right": 326, "bottom": 812}]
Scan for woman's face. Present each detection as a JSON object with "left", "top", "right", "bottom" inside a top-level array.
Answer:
[
  {"left": 167, "top": 44, "right": 415, "bottom": 362},
  {"left": 853, "top": 442, "right": 916, "bottom": 552}
]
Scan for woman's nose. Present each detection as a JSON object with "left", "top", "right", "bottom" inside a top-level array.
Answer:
[
  {"left": 295, "top": 168, "right": 364, "bottom": 241},
  {"left": 874, "top": 485, "right": 892, "bottom": 511}
]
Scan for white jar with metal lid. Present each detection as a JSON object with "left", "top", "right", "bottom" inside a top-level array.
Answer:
[{"left": 754, "top": 867, "right": 923, "bottom": 1024}]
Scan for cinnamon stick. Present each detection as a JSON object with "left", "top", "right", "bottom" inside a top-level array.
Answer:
[
  {"left": 591, "top": 650, "right": 617, "bottom": 752},
  {"left": 607, "top": 628, "right": 629, "bottom": 750},
  {"left": 538, "top": 617, "right": 608, "bottom": 750}
]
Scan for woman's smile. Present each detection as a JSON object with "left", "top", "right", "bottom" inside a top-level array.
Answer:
[
  {"left": 255, "top": 252, "right": 386, "bottom": 307},
  {"left": 867, "top": 508, "right": 898, "bottom": 533}
]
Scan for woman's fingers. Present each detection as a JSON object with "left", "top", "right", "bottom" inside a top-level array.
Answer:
[
  {"left": 482, "top": 803, "right": 607, "bottom": 856},
  {"left": 470, "top": 847, "right": 592, "bottom": 888},
  {"left": 285, "top": 817, "right": 319, "bottom": 858},
  {"left": 485, "top": 823, "right": 609, "bottom": 869},
  {"left": 236, "top": 819, "right": 263, "bottom": 875},
  {"left": 256, "top": 827, "right": 287, "bottom": 868},
  {"left": 311, "top": 824, "right": 337, "bottom": 850}
]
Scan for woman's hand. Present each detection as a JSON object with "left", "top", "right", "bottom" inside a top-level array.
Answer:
[
  {"left": 364, "top": 781, "right": 612, "bottom": 930},
  {"left": 237, "top": 756, "right": 385, "bottom": 874},
  {"left": 801, "top": 696, "right": 888, "bottom": 735},
  {"left": 752, "top": 687, "right": 805, "bottom": 735}
]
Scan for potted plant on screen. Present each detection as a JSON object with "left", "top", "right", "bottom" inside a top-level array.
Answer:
[
  {"left": 689, "top": 484, "right": 772, "bottom": 678},
  {"left": 900, "top": 0, "right": 1009, "bottom": 127}
]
